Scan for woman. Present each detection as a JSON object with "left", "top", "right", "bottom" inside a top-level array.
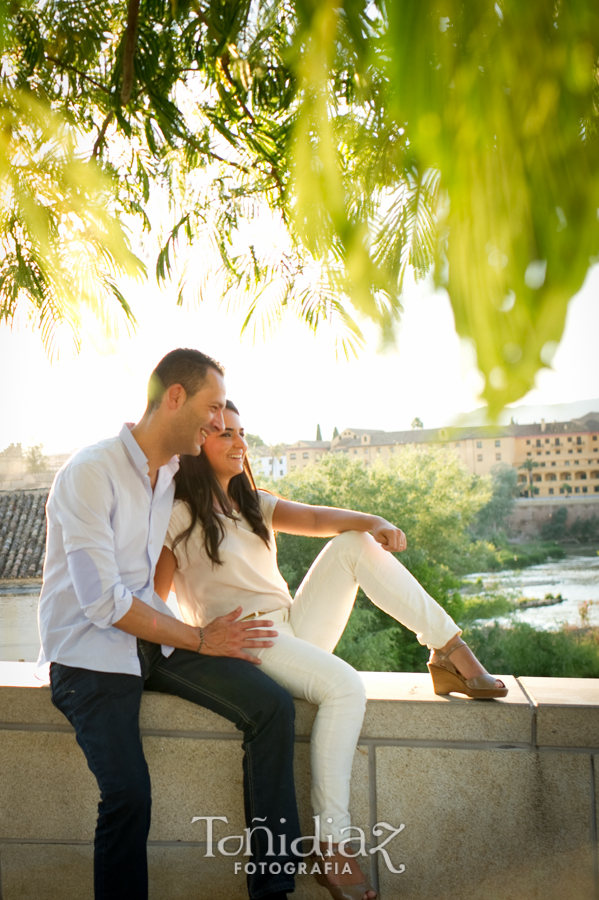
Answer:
[{"left": 155, "top": 402, "right": 507, "bottom": 900}]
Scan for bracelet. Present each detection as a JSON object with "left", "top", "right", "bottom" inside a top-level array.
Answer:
[{"left": 196, "top": 627, "right": 204, "bottom": 654}]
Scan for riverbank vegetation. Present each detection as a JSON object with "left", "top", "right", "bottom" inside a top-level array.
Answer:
[{"left": 258, "top": 451, "right": 599, "bottom": 678}]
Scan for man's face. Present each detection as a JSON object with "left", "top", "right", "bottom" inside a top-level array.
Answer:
[{"left": 173, "top": 369, "right": 226, "bottom": 456}]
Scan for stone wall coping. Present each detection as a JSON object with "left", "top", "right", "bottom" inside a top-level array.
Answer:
[{"left": 2, "top": 662, "right": 598, "bottom": 751}]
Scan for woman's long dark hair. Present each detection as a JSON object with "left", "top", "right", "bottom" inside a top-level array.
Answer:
[{"left": 173, "top": 400, "right": 271, "bottom": 565}]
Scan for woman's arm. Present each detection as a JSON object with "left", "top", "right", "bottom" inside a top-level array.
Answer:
[
  {"left": 154, "top": 546, "right": 178, "bottom": 601},
  {"left": 271, "top": 498, "right": 407, "bottom": 552}
]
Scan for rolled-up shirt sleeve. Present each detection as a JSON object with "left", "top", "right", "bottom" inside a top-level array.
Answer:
[{"left": 55, "top": 462, "right": 134, "bottom": 628}]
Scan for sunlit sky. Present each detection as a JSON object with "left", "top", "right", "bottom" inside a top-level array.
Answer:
[{"left": 1, "top": 259, "right": 598, "bottom": 456}]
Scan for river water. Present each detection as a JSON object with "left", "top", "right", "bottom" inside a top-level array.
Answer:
[
  {"left": 1, "top": 555, "right": 598, "bottom": 661},
  {"left": 463, "top": 554, "right": 599, "bottom": 630}
]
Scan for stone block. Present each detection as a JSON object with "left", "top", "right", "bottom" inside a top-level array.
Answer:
[
  {"left": 0, "top": 685, "right": 69, "bottom": 727},
  {"left": 145, "top": 737, "right": 246, "bottom": 841},
  {"left": 360, "top": 673, "right": 531, "bottom": 745},
  {"left": 140, "top": 691, "right": 238, "bottom": 735},
  {"left": 520, "top": 677, "right": 599, "bottom": 748},
  {"left": 0, "top": 842, "right": 93, "bottom": 900},
  {"left": 0, "top": 732, "right": 98, "bottom": 840},
  {"left": 375, "top": 746, "right": 593, "bottom": 900}
]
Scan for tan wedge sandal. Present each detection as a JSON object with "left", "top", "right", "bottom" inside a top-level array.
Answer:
[
  {"left": 310, "top": 852, "right": 376, "bottom": 900},
  {"left": 427, "top": 637, "right": 508, "bottom": 699}
]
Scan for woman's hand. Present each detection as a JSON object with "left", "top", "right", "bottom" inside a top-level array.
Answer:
[
  {"left": 199, "top": 607, "right": 277, "bottom": 664},
  {"left": 370, "top": 519, "right": 407, "bottom": 552}
]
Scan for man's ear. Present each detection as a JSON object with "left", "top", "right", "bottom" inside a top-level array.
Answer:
[{"left": 164, "top": 383, "right": 187, "bottom": 410}]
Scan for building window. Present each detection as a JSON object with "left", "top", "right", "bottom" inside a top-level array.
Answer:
[
  {"left": 549, "top": 488, "right": 554, "bottom": 495},
  {"left": 364, "top": 448, "right": 368, "bottom": 454},
  {"left": 495, "top": 453, "right": 501, "bottom": 461},
  {"left": 536, "top": 439, "right": 541, "bottom": 447},
  {"left": 476, "top": 441, "right": 482, "bottom": 448},
  {"left": 303, "top": 452, "right": 309, "bottom": 459},
  {"left": 555, "top": 438, "right": 561, "bottom": 446},
  {"left": 569, "top": 449, "right": 573, "bottom": 454},
  {"left": 551, "top": 462, "right": 556, "bottom": 466},
  {"left": 583, "top": 487, "right": 588, "bottom": 493},
  {"left": 575, "top": 487, "right": 580, "bottom": 493},
  {"left": 577, "top": 437, "right": 583, "bottom": 445},
  {"left": 575, "top": 460, "right": 580, "bottom": 465},
  {"left": 545, "top": 438, "right": 550, "bottom": 444},
  {"left": 578, "top": 449, "right": 583, "bottom": 453},
  {"left": 565, "top": 461, "right": 570, "bottom": 465},
  {"left": 594, "top": 436, "right": 598, "bottom": 441},
  {"left": 540, "top": 462, "right": 546, "bottom": 467},
  {"left": 495, "top": 440, "right": 501, "bottom": 447},
  {"left": 354, "top": 449, "right": 358, "bottom": 454},
  {"left": 556, "top": 450, "right": 560, "bottom": 454},
  {"left": 455, "top": 442, "right": 460, "bottom": 448},
  {"left": 526, "top": 440, "right": 531, "bottom": 445},
  {"left": 595, "top": 486, "right": 599, "bottom": 493},
  {"left": 568, "top": 437, "right": 572, "bottom": 442},
  {"left": 477, "top": 454, "right": 483, "bottom": 462},
  {"left": 537, "top": 452, "right": 542, "bottom": 456},
  {"left": 290, "top": 453, "right": 296, "bottom": 460},
  {"left": 527, "top": 452, "right": 532, "bottom": 457},
  {"left": 546, "top": 451, "right": 550, "bottom": 455},
  {"left": 377, "top": 447, "right": 381, "bottom": 453}
]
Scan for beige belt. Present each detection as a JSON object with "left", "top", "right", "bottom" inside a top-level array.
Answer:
[{"left": 241, "top": 608, "right": 289, "bottom": 623}]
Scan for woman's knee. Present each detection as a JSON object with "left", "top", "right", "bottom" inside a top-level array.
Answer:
[
  {"left": 325, "top": 662, "right": 366, "bottom": 710},
  {"left": 329, "top": 530, "right": 375, "bottom": 556}
]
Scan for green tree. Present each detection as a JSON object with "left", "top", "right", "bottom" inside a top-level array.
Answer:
[
  {"left": 473, "top": 463, "right": 519, "bottom": 538},
  {"left": 2, "top": 2, "right": 599, "bottom": 409},
  {"left": 411, "top": 417, "right": 424, "bottom": 430},
  {"left": 25, "top": 443, "right": 47, "bottom": 473},
  {"left": 260, "top": 449, "right": 492, "bottom": 671},
  {"left": 519, "top": 458, "right": 540, "bottom": 498}
]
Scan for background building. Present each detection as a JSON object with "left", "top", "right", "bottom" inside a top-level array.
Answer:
[{"left": 282, "top": 413, "right": 599, "bottom": 499}]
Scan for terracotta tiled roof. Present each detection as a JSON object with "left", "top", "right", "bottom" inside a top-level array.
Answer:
[{"left": 0, "top": 490, "right": 48, "bottom": 579}]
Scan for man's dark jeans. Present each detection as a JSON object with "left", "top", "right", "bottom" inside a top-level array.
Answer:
[{"left": 50, "top": 641, "right": 300, "bottom": 900}]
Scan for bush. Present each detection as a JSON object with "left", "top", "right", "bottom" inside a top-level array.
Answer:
[{"left": 463, "top": 622, "right": 599, "bottom": 678}]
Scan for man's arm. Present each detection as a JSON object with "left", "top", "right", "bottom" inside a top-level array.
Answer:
[{"left": 114, "top": 597, "right": 277, "bottom": 665}]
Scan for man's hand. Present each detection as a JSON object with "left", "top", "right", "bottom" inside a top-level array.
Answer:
[
  {"left": 370, "top": 520, "right": 407, "bottom": 553},
  {"left": 199, "top": 607, "right": 278, "bottom": 664}
]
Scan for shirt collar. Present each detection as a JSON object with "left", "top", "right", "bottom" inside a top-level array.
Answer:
[{"left": 118, "top": 423, "right": 180, "bottom": 480}]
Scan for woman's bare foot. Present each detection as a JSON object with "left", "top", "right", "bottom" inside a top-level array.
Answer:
[
  {"left": 429, "top": 634, "right": 504, "bottom": 691},
  {"left": 318, "top": 843, "right": 376, "bottom": 899}
]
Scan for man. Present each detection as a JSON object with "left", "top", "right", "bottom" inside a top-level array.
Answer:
[{"left": 38, "top": 348, "right": 300, "bottom": 900}]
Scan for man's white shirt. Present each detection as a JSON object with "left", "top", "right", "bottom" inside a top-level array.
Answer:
[{"left": 38, "top": 424, "right": 179, "bottom": 676}]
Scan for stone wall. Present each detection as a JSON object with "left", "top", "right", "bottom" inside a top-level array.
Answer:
[
  {"left": 1, "top": 664, "right": 597, "bottom": 900},
  {"left": 508, "top": 496, "right": 599, "bottom": 538}
]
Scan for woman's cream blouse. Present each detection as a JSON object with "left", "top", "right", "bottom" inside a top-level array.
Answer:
[{"left": 164, "top": 490, "right": 292, "bottom": 627}]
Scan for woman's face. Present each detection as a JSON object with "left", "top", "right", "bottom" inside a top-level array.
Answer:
[{"left": 201, "top": 407, "right": 248, "bottom": 485}]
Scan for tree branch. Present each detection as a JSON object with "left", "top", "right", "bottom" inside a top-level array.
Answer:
[
  {"left": 92, "top": 110, "right": 115, "bottom": 160},
  {"left": 120, "top": 0, "right": 141, "bottom": 105},
  {"left": 45, "top": 55, "right": 109, "bottom": 93}
]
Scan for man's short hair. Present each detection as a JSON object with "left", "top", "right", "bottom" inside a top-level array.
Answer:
[{"left": 147, "top": 349, "right": 224, "bottom": 411}]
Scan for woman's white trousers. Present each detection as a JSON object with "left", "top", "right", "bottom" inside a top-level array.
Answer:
[{"left": 251, "top": 530, "right": 459, "bottom": 842}]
